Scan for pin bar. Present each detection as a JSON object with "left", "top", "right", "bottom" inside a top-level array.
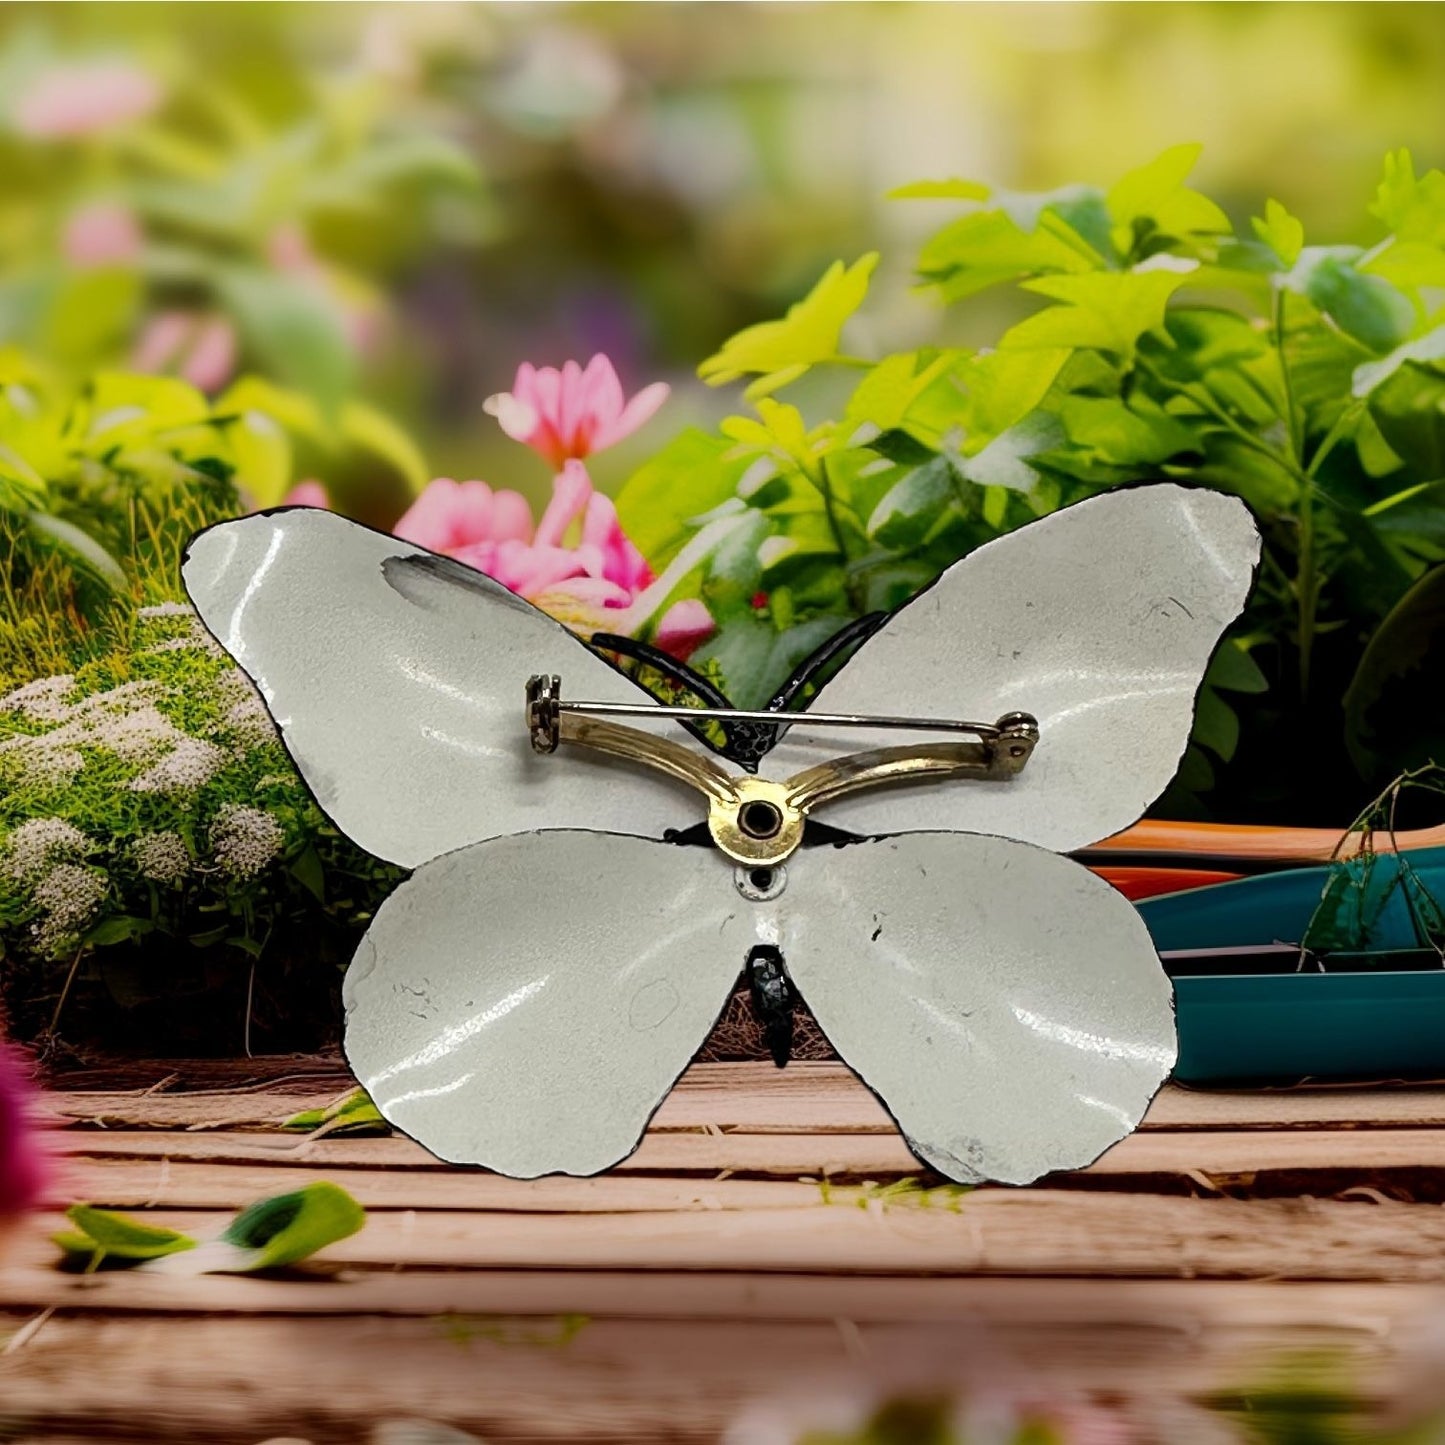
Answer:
[
  {"left": 557, "top": 698, "right": 1009, "bottom": 739},
  {"left": 525, "top": 673, "right": 1037, "bottom": 756}
]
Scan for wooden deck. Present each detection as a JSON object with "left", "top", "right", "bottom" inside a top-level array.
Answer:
[{"left": 5, "top": 1060, "right": 1445, "bottom": 1441}]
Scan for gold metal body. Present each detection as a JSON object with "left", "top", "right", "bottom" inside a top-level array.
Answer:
[{"left": 526, "top": 675, "right": 1038, "bottom": 866}]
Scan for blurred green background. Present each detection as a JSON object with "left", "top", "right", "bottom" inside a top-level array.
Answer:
[{"left": 5, "top": 0, "right": 1443, "bottom": 513}]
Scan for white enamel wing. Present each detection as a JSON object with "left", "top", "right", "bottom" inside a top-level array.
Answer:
[{"left": 183, "top": 483, "right": 1260, "bottom": 1184}]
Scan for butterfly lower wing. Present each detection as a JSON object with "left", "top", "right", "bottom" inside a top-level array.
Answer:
[
  {"left": 765, "top": 483, "right": 1260, "bottom": 853},
  {"left": 182, "top": 509, "right": 708, "bottom": 867},
  {"left": 777, "top": 833, "right": 1176, "bottom": 1185},
  {"left": 342, "top": 830, "right": 747, "bottom": 1177}
]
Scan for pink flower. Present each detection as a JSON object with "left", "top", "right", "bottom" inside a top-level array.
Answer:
[
  {"left": 131, "top": 312, "right": 238, "bottom": 393},
  {"left": 394, "top": 462, "right": 712, "bottom": 660},
  {"left": 62, "top": 201, "right": 144, "bottom": 269},
  {"left": 12, "top": 60, "right": 162, "bottom": 139},
  {"left": 484, "top": 355, "right": 669, "bottom": 468},
  {"left": 281, "top": 481, "right": 330, "bottom": 510},
  {"left": 0, "top": 1043, "right": 47, "bottom": 1220}
]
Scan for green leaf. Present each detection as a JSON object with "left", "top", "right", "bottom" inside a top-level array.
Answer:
[
  {"left": 283, "top": 1087, "right": 388, "bottom": 1136},
  {"left": 216, "top": 377, "right": 328, "bottom": 443},
  {"left": 689, "top": 614, "right": 853, "bottom": 710},
  {"left": 1370, "top": 149, "right": 1445, "bottom": 246},
  {"left": 216, "top": 268, "right": 356, "bottom": 416},
  {"left": 217, "top": 1181, "right": 366, "bottom": 1271},
  {"left": 87, "top": 372, "right": 211, "bottom": 440},
  {"left": 866, "top": 457, "right": 958, "bottom": 549},
  {"left": 1352, "top": 327, "right": 1445, "bottom": 398},
  {"left": 956, "top": 348, "right": 1070, "bottom": 443},
  {"left": 221, "top": 407, "right": 293, "bottom": 509},
  {"left": 888, "top": 178, "right": 992, "bottom": 202},
  {"left": 915, "top": 211, "right": 1099, "bottom": 303},
  {"left": 289, "top": 845, "right": 326, "bottom": 904},
  {"left": 1106, "top": 144, "right": 1231, "bottom": 246},
  {"left": 1284, "top": 249, "right": 1414, "bottom": 354},
  {"left": 959, "top": 411, "right": 1063, "bottom": 490},
  {"left": 341, "top": 400, "right": 430, "bottom": 495},
  {"left": 1252, "top": 199, "right": 1304, "bottom": 267},
  {"left": 698, "top": 254, "right": 878, "bottom": 397},
  {"left": 1055, "top": 394, "right": 1196, "bottom": 466},
  {"left": 85, "top": 916, "right": 154, "bottom": 947},
  {"left": 1003, "top": 270, "right": 1190, "bottom": 358},
  {"left": 842, "top": 351, "right": 963, "bottom": 438},
  {"left": 1367, "top": 363, "right": 1445, "bottom": 477},
  {"left": 0, "top": 443, "right": 48, "bottom": 511},
  {"left": 1344, "top": 563, "right": 1445, "bottom": 782},
  {"left": 26, "top": 512, "right": 128, "bottom": 591},
  {"left": 55, "top": 1205, "right": 197, "bottom": 1264},
  {"left": 1206, "top": 639, "right": 1269, "bottom": 695},
  {"left": 616, "top": 429, "right": 752, "bottom": 567},
  {"left": 1361, "top": 240, "right": 1445, "bottom": 292}
]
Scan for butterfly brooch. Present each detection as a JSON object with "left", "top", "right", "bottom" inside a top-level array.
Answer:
[{"left": 183, "top": 481, "right": 1259, "bottom": 1185}]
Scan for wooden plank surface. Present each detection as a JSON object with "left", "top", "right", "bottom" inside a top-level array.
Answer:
[
  {"left": 0, "top": 1306, "right": 1413, "bottom": 1443},
  {"left": 9, "top": 1062, "right": 1445, "bottom": 1442},
  {"left": 14, "top": 1190, "right": 1445, "bottom": 1281},
  {"left": 52, "top": 1121, "right": 1445, "bottom": 1191},
  {"left": 44, "top": 1063, "right": 1445, "bottom": 1134},
  {"left": 0, "top": 1301, "right": 1427, "bottom": 1431}
]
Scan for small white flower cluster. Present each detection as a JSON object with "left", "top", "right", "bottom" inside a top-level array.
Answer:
[
  {"left": 1, "top": 817, "right": 92, "bottom": 883},
  {"left": 0, "top": 676, "right": 231, "bottom": 794},
  {"left": 213, "top": 667, "right": 276, "bottom": 752},
  {"left": 0, "top": 674, "right": 78, "bottom": 723},
  {"left": 30, "top": 862, "right": 108, "bottom": 955},
  {"left": 210, "top": 804, "right": 285, "bottom": 879},
  {"left": 138, "top": 601, "right": 225, "bottom": 659},
  {"left": 131, "top": 830, "right": 191, "bottom": 883},
  {"left": 128, "top": 736, "right": 229, "bottom": 793}
]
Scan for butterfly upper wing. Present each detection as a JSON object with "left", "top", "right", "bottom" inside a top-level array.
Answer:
[
  {"left": 343, "top": 830, "right": 747, "bottom": 1176},
  {"left": 776, "top": 833, "right": 1176, "bottom": 1185},
  {"left": 182, "top": 509, "right": 710, "bottom": 868},
  {"left": 764, "top": 483, "right": 1260, "bottom": 853}
]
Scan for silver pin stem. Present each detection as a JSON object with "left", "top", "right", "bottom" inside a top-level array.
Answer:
[
  {"left": 558, "top": 698, "right": 1005, "bottom": 738},
  {"left": 525, "top": 674, "right": 1037, "bottom": 756}
]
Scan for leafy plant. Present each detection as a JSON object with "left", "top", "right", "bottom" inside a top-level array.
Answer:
[
  {"left": 619, "top": 146, "right": 1445, "bottom": 824},
  {"left": 54, "top": 1181, "right": 365, "bottom": 1272},
  {"left": 0, "top": 24, "right": 482, "bottom": 416}
]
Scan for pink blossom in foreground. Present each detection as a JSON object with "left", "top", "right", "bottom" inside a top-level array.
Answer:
[
  {"left": 484, "top": 355, "right": 669, "bottom": 468},
  {"left": 131, "top": 312, "right": 238, "bottom": 394},
  {"left": 394, "top": 462, "right": 712, "bottom": 659},
  {"left": 12, "top": 60, "right": 162, "bottom": 139},
  {"left": 0, "top": 1043, "right": 47, "bottom": 1221},
  {"left": 62, "top": 201, "right": 144, "bottom": 269},
  {"left": 281, "top": 481, "right": 331, "bottom": 510}
]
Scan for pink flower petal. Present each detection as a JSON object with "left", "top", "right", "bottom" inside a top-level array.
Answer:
[
  {"left": 490, "top": 539, "right": 587, "bottom": 597},
  {"left": 181, "top": 317, "right": 237, "bottom": 394},
  {"left": 281, "top": 481, "right": 330, "bottom": 510},
  {"left": 13, "top": 61, "right": 162, "bottom": 140},
  {"left": 131, "top": 312, "right": 192, "bottom": 373},
  {"left": 593, "top": 380, "right": 670, "bottom": 451},
  {"left": 484, "top": 392, "right": 541, "bottom": 449},
  {"left": 62, "top": 201, "right": 143, "bottom": 269},
  {"left": 582, "top": 491, "right": 653, "bottom": 594},
  {"left": 489, "top": 489, "right": 535, "bottom": 545},
  {"left": 395, "top": 478, "right": 504, "bottom": 553},
  {"left": 533, "top": 461, "right": 593, "bottom": 548},
  {"left": 486, "top": 354, "right": 671, "bottom": 465},
  {"left": 0, "top": 1044, "right": 48, "bottom": 1217},
  {"left": 654, "top": 599, "right": 715, "bottom": 661}
]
